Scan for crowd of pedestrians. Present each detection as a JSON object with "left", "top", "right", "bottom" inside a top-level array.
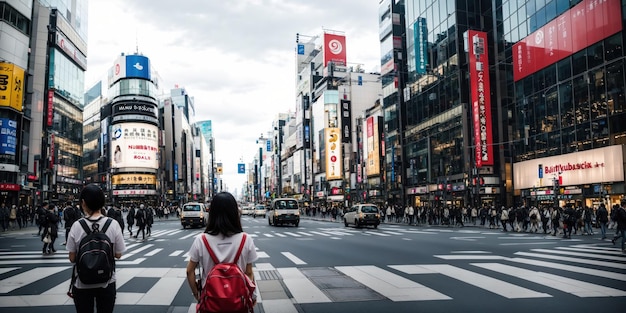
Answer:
[{"left": 302, "top": 198, "right": 626, "bottom": 252}]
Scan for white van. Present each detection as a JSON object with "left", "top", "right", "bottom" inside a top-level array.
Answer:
[
  {"left": 180, "top": 202, "right": 208, "bottom": 228},
  {"left": 268, "top": 198, "right": 300, "bottom": 227}
]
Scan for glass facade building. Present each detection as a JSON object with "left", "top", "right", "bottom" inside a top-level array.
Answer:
[{"left": 397, "top": 0, "right": 625, "bottom": 208}]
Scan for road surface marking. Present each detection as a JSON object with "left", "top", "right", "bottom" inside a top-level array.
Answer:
[
  {"left": 0, "top": 266, "right": 70, "bottom": 293},
  {"left": 335, "top": 265, "right": 450, "bottom": 301},
  {"left": 435, "top": 255, "right": 508, "bottom": 260},
  {"left": 144, "top": 248, "right": 162, "bottom": 256},
  {"left": 281, "top": 252, "right": 306, "bottom": 265},
  {"left": 507, "top": 257, "right": 626, "bottom": 281},
  {"left": 514, "top": 252, "right": 624, "bottom": 269},
  {"left": 276, "top": 267, "right": 331, "bottom": 303},
  {"left": 420, "top": 264, "right": 551, "bottom": 299},
  {"left": 169, "top": 250, "right": 184, "bottom": 257},
  {"left": 474, "top": 263, "right": 626, "bottom": 297},
  {"left": 530, "top": 248, "right": 626, "bottom": 262}
]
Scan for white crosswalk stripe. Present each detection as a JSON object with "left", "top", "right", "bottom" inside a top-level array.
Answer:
[{"left": 0, "top": 244, "right": 624, "bottom": 308}]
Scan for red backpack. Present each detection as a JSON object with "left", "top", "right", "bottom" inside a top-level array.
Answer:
[{"left": 197, "top": 233, "right": 256, "bottom": 313}]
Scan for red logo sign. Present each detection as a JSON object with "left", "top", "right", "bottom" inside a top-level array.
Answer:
[
  {"left": 323, "top": 33, "right": 347, "bottom": 67},
  {"left": 0, "top": 183, "right": 20, "bottom": 191},
  {"left": 513, "top": 0, "right": 622, "bottom": 81}
]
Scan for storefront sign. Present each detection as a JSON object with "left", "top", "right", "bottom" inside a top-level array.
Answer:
[
  {"left": 112, "top": 174, "right": 157, "bottom": 185},
  {"left": 112, "top": 189, "right": 158, "bottom": 195},
  {"left": 513, "top": 145, "right": 624, "bottom": 189},
  {"left": 0, "top": 183, "right": 20, "bottom": 191}
]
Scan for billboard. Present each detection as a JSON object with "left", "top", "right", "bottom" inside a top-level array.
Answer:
[
  {"left": 0, "top": 118, "right": 17, "bottom": 155},
  {"left": 110, "top": 123, "right": 159, "bottom": 169},
  {"left": 366, "top": 116, "right": 382, "bottom": 177},
  {"left": 112, "top": 102, "right": 158, "bottom": 117},
  {"left": 413, "top": 17, "right": 428, "bottom": 75},
  {"left": 0, "top": 62, "right": 25, "bottom": 111},
  {"left": 323, "top": 33, "right": 347, "bottom": 67},
  {"left": 125, "top": 55, "right": 151, "bottom": 80},
  {"left": 111, "top": 174, "right": 157, "bottom": 185},
  {"left": 512, "top": 0, "right": 622, "bottom": 82},
  {"left": 108, "top": 54, "right": 152, "bottom": 87},
  {"left": 325, "top": 128, "right": 342, "bottom": 180},
  {"left": 468, "top": 30, "right": 494, "bottom": 168}
]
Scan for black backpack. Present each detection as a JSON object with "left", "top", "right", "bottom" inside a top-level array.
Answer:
[{"left": 75, "top": 217, "right": 115, "bottom": 284}]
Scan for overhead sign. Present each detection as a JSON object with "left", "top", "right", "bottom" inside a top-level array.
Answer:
[
  {"left": 238, "top": 163, "right": 245, "bottom": 174},
  {"left": 0, "top": 62, "right": 25, "bottom": 111},
  {"left": 112, "top": 102, "right": 158, "bottom": 117},
  {"left": 108, "top": 54, "right": 152, "bottom": 87}
]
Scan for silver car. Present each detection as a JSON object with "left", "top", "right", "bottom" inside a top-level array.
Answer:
[{"left": 343, "top": 204, "right": 380, "bottom": 228}]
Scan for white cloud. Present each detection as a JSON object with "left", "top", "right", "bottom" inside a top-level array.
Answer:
[{"left": 87, "top": 0, "right": 380, "bottom": 195}]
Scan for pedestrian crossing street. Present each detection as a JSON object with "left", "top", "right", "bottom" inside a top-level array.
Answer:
[{"left": 0, "top": 243, "right": 623, "bottom": 307}]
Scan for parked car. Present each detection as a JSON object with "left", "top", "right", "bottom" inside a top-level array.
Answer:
[
  {"left": 343, "top": 203, "right": 380, "bottom": 228},
  {"left": 180, "top": 202, "right": 208, "bottom": 228},
  {"left": 253, "top": 204, "right": 266, "bottom": 218},
  {"left": 268, "top": 198, "right": 300, "bottom": 227}
]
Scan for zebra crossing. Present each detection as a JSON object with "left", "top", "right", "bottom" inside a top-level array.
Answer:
[{"left": 0, "top": 236, "right": 624, "bottom": 308}]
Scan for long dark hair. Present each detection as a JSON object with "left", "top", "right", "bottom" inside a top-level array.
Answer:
[{"left": 205, "top": 192, "right": 242, "bottom": 236}]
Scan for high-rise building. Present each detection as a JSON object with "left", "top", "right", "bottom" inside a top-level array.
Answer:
[
  {"left": 29, "top": 2, "right": 88, "bottom": 204},
  {"left": 0, "top": 1, "right": 30, "bottom": 206}
]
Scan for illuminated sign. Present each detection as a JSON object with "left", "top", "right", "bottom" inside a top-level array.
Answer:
[
  {"left": 323, "top": 33, "right": 347, "bottom": 67},
  {"left": 110, "top": 123, "right": 159, "bottom": 169},
  {"left": 512, "top": 0, "right": 622, "bottom": 81},
  {"left": 325, "top": 128, "right": 342, "bottom": 180},
  {"left": 112, "top": 102, "right": 158, "bottom": 117},
  {"left": 0, "top": 62, "right": 25, "bottom": 111},
  {"left": 111, "top": 174, "right": 157, "bottom": 185},
  {"left": 47, "top": 90, "right": 54, "bottom": 126},
  {"left": 341, "top": 100, "right": 351, "bottom": 144},
  {"left": 468, "top": 30, "right": 494, "bottom": 168},
  {"left": 0, "top": 118, "right": 17, "bottom": 155},
  {"left": 366, "top": 117, "right": 382, "bottom": 177},
  {"left": 125, "top": 55, "right": 151, "bottom": 80},
  {"left": 513, "top": 145, "right": 624, "bottom": 189}
]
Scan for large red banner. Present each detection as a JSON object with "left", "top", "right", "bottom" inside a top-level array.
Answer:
[
  {"left": 323, "top": 33, "right": 347, "bottom": 67},
  {"left": 513, "top": 0, "right": 622, "bottom": 81},
  {"left": 468, "top": 30, "right": 494, "bottom": 168}
]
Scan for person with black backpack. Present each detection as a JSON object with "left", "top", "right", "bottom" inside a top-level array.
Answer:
[{"left": 66, "top": 184, "right": 125, "bottom": 313}]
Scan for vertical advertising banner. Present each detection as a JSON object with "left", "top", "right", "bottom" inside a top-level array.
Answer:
[
  {"left": 512, "top": 0, "right": 622, "bottom": 81},
  {"left": 108, "top": 55, "right": 126, "bottom": 87},
  {"left": 413, "top": 17, "right": 428, "bottom": 75},
  {"left": 0, "top": 118, "right": 17, "bottom": 155},
  {"left": 125, "top": 55, "right": 151, "bottom": 80},
  {"left": 110, "top": 123, "right": 159, "bottom": 169},
  {"left": 468, "top": 30, "right": 494, "bottom": 168},
  {"left": 47, "top": 90, "right": 54, "bottom": 126},
  {"left": 325, "top": 128, "right": 342, "bottom": 180},
  {"left": 323, "top": 33, "right": 347, "bottom": 66},
  {"left": 366, "top": 116, "right": 381, "bottom": 177},
  {"left": 340, "top": 100, "right": 352, "bottom": 143},
  {"left": 0, "top": 63, "right": 25, "bottom": 111}
]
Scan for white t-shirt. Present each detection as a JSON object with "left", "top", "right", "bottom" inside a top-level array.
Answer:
[
  {"left": 188, "top": 232, "right": 258, "bottom": 285},
  {"left": 66, "top": 216, "right": 126, "bottom": 289}
]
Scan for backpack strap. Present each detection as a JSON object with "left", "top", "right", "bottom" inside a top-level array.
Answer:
[
  {"left": 101, "top": 218, "right": 113, "bottom": 233},
  {"left": 201, "top": 233, "right": 247, "bottom": 265},
  {"left": 78, "top": 219, "right": 92, "bottom": 234}
]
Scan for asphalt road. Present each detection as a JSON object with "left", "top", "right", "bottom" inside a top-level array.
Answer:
[{"left": 0, "top": 215, "right": 624, "bottom": 313}]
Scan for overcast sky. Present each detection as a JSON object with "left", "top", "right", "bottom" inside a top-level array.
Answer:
[{"left": 86, "top": 0, "right": 381, "bottom": 197}]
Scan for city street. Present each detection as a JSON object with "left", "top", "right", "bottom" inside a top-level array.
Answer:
[{"left": 0, "top": 215, "right": 624, "bottom": 313}]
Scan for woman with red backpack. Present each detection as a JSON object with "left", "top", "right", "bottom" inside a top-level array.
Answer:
[{"left": 186, "top": 192, "right": 259, "bottom": 312}]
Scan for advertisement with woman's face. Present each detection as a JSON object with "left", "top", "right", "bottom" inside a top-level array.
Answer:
[{"left": 110, "top": 122, "right": 159, "bottom": 169}]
